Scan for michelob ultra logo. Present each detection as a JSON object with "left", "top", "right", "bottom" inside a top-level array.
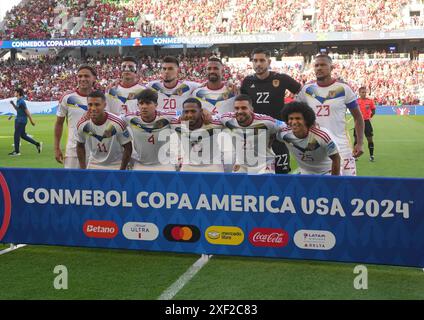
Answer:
[
  {"left": 205, "top": 226, "right": 244, "bottom": 245},
  {"left": 0, "top": 173, "right": 12, "bottom": 242}
]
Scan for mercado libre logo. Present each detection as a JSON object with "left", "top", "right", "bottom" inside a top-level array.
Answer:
[{"left": 0, "top": 172, "right": 12, "bottom": 241}]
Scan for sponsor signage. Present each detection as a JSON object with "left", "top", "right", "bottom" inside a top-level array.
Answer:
[
  {"left": 83, "top": 220, "right": 118, "bottom": 239},
  {"left": 294, "top": 230, "right": 336, "bottom": 250},
  {"left": 163, "top": 224, "right": 200, "bottom": 243},
  {"left": 248, "top": 228, "right": 289, "bottom": 248},
  {"left": 122, "top": 222, "right": 159, "bottom": 241},
  {"left": 205, "top": 226, "right": 244, "bottom": 246}
]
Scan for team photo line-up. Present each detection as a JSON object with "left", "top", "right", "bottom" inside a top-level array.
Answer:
[{"left": 23, "top": 48, "right": 375, "bottom": 176}]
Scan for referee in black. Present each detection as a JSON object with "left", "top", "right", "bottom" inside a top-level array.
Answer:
[{"left": 240, "top": 48, "right": 302, "bottom": 174}]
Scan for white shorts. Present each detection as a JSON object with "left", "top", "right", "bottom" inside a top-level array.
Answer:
[
  {"left": 87, "top": 163, "right": 121, "bottom": 170},
  {"left": 180, "top": 164, "right": 224, "bottom": 173},
  {"left": 64, "top": 157, "right": 80, "bottom": 169},
  {"left": 341, "top": 154, "right": 357, "bottom": 176},
  {"left": 235, "top": 162, "right": 275, "bottom": 174},
  {"left": 132, "top": 162, "right": 176, "bottom": 172}
]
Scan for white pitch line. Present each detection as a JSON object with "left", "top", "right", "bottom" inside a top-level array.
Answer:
[
  {"left": 158, "top": 254, "right": 212, "bottom": 300},
  {"left": 0, "top": 244, "right": 27, "bottom": 256}
]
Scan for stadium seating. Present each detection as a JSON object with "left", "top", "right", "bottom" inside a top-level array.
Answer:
[
  {"left": 1, "top": 0, "right": 423, "bottom": 39},
  {"left": 0, "top": 54, "right": 422, "bottom": 106}
]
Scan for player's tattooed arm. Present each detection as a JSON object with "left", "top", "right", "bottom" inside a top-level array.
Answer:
[{"left": 76, "top": 142, "right": 87, "bottom": 169}]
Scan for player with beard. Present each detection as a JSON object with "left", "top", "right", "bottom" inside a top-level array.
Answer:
[
  {"left": 146, "top": 56, "right": 200, "bottom": 112},
  {"left": 173, "top": 98, "right": 224, "bottom": 172},
  {"left": 240, "top": 48, "right": 301, "bottom": 174},
  {"left": 220, "top": 94, "right": 286, "bottom": 174},
  {"left": 296, "top": 54, "right": 364, "bottom": 175},
  {"left": 106, "top": 56, "right": 146, "bottom": 115},
  {"left": 54, "top": 64, "right": 96, "bottom": 168}
]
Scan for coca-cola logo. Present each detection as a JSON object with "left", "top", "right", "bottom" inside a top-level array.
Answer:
[{"left": 248, "top": 228, "right": 289, "bottom": 247}]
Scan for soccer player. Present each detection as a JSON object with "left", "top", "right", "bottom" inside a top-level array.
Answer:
[
  {"left": 192, "top": 57, "right": 236, "bottom": 115},
  {"left": 296, "top": 54, "right": 364, "bottom": 176},
  {"left": 54, "top": 64, "right": 96, "bottom": 168},
  {"left": 354, "top": 87, "right": 376, "bottom": 161},
  {"left": 8, "top": 88, "right": 42, "bottom": 156},
  {"left": 106, "top": 56, "right": 146, "bottom": 115},
  {"left": 122, "top": 89, "right": 177, "bottom": 171},
  {"left": 76, "top": 91, "right": 132, "bottom": 170},
  {"left": 146, "top": 56, "right": 200, "bottom": 112},
  {"left": 240, "top": 48, "right": 301, "bottom": 174},
  {"left": 277, "top": 101, "right": 341, "bottom": 175},
  {"left": 220, "top": 94, "right": 286, "bottom": 174},
  {"left": 173, "top": 98, "right": 224, "bottom": 172}
]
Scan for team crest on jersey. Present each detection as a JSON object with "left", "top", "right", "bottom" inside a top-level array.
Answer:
[
  {"left": 328, "top": 91, "right": 337, "bottom": 98},
  {"left": 272, "top": 79, "right": 280, "bottom": 87}
]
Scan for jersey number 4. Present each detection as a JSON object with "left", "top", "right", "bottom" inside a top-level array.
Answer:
[
  {"left": 148, "top": 134, "right": 155, "bottom": 144},
  {"left": 256, "top": 92, "right": 270, "bottom": 104},
  {"left": 316, "top": 105, "right": 330, "bottom": 116}
]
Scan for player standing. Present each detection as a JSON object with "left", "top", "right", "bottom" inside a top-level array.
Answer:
[
  {"left": 146, "top": 56, "right": 200, "bottom": 112},
  {"left": 54, "top": 64, "right": 96, "bottom": 168},
  {"left": 76, "top": 91, "right": 132, "bottom": 170},
  {"left": 240, "top": 48, "right": 301, "bottom": 174},
  {"left": 355, "top": 87, "right": 376, "bottom": 161},
  {"left": 297, "top": 54, "right": 364, "bottom": 175},
  {"left": 277, "top": 101, "right": 341, "bottom": 175},
  {"left": 106, "top": 56, "right": 146, "bottom": 115}
]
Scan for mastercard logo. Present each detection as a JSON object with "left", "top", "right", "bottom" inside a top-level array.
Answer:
[
  {"left": 0, "top": 172, "right": 12, "bottom": 242},
  {"left": 163, "top": 224, "right": 200, "bottom": 243}
]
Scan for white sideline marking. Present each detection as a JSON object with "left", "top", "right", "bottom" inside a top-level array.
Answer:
[
  {"left": 0, "top": 244, "right": 27, "bottom": 256},
  {"left": 158, "top": 254, "right": 212, "bottom": 300}
]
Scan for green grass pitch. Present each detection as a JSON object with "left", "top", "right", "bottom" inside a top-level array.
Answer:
[{"left": 0, "top": 114, "right": 423, "bottom": 299}]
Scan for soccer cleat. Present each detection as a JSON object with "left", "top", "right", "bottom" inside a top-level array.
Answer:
[
  {"left": 370, "top": 156, "right": 375, "bottom": 162},
  {"left": 36, "top": 142, "right": 43, "bottom": 154},
  {"left": 8, "top": 151, "right": 21, "bottom": 156}
]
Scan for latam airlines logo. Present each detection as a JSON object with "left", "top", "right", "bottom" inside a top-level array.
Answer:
[
  {"left": 294, "top": 230, "right": 336, "bottom": 250},
  {"left": 123, "top": 222, "right": 159, "bottom": 241},
  {"left": 248, "top": 228, "right": 289, "bottom": 248},
  {"left": 83, "top": 220, "right": 118, "bottom": 239},
  {"left": 0, "top": 173, "right": 12, "bottom": 242}
]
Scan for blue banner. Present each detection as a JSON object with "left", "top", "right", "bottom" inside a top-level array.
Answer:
[{"left": 0, "top": 168, "right": 423, "bottom": 267}]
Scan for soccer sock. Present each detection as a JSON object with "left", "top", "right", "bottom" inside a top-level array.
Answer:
[{"left": 369, "top": 142, "right": 374, "bottom": 156}]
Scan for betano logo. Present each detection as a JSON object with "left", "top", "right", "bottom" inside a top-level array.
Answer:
[
  {"left": 122, "top": 222, "right": 159, "bottom": 241},
  {"left": 0, "top": 173, "right": 12, "bottom": 242},
  {"left": 248, "top": 228, "right": 289, "bottom": 248},
  {"left": 163, "top": 224, "right": 200, "bottom": 242},
  {"left": 205, "top": 226, "right": 244, "bottom": 245},
  {"left": 293, "top": 229, "right": 336, "bottom": 250},
  {"left": 83, "top": 220, "right": 118, "bottom": 239}
]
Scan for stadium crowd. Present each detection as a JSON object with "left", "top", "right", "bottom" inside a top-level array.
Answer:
[
  {"left": 1, "top": 0, "right": 423, "bottom": 39},
  {"left": 0, "top": 54, "right": 422, "bottom": 105}
]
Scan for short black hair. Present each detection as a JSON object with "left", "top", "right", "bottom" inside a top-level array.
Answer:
[
  {"left": 183, "top": 97, "right": 202, "bottom": 109},
  {"left": 234, "top": 94, "right": 253, "bottom": 107},
  {"left": 251, "top": 48, "right": 271, "bottom": 58},
  {"left": 359, "top": 86, "right": 367, "bottom": 91},
  {"left": 208, "top": 56, "right": 223, "bottom": 65},
  {"left": 281, "top": 101, "right": 316, "bottom": 128},
  {"left": 88, "top": 90, "right": 106, "bottom": 101},
  {"left": 15, "top": 88, "right": 25, "bottom": 97},
  {"left": 122, "top": 56, "right": 138, "bottom": 64},
  {"left": 78, "top": 64, "right": 97, "bottom": 77},
  {"left": 314, "top": 54, "right": 332, "bottom": 63},
  {"left": 138, "top": 89, "right": 158, "bottom": 105},
  {"left": 162, "top": 56, "right": 179, "bottom": 67}
]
